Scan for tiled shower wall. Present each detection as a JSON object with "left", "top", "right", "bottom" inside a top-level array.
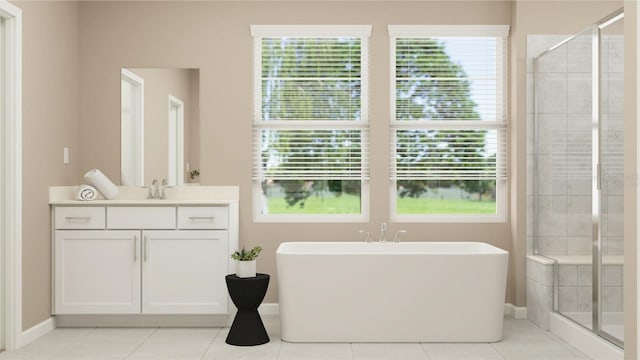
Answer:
[
  {"left": 528, "top": 34, "right": 592, "bottom": 256},
  {"left": 526, "top": 34, "right": 624, "bottom": 258},
  {"left": 600, "top": 32, "right": 625, "bottom": 257},
  {"left": 557, "top": 263, "right": 624, "bottom": 313},
  {"left": 526, "top": 34, "right": 624, "bottom": 328},
  {"left": 526, "top": 35, "right": 569, "bottom": 329},
  {"left": 526, "top": 256, "right": 553, "bottom": 328}
]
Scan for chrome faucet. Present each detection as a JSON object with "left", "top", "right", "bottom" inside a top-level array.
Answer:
[
  {"left": 144, "top": 179, "right": 160, "bottom": 199},
  {"left": 144, "top": 179, "right": 165, "bottom": 200},
  {"left": 378, "top": 221, "right": 387, "bottom": 243}
]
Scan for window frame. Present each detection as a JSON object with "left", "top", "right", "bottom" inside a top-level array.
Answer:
[
  {"left": 251, "top": 25, "right": 371, "bottom": 223},
  {"left": 388, "top": 25, "right": 509, "bottom": 223}
]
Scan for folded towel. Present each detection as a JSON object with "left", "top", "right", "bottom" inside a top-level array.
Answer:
[
  {"left": 77, "top": 184, "right": 98, "bottom": 201},
  {"left": 84, "top": 169, "right": 119, "bottom": 200}
]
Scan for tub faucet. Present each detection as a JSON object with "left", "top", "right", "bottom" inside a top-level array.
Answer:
[
  {"left": 393, "top": 230, "right": 407, "bottom": 243},
  {"left": 378, "top": 221, "right": 387, "bottom": 243}
]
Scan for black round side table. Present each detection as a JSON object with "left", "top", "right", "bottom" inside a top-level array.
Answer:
[{"left": 225, "top": 273, "right": 270, "bottom": 346}]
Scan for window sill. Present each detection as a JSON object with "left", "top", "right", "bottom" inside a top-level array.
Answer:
[
  {"left": 254, "top": 214, "right": 368, "bottom": 223},
  {"left": 390, "top": 213, "right": 506, "bottom": 223}
]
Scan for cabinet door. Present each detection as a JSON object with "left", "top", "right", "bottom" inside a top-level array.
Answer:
[
  {"left": 54, "top": 230, "right": 141, "bottom": 314},
  {"left": 142, "top": 230, "right": 229, "bottom": 314}
]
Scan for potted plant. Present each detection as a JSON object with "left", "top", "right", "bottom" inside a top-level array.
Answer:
[
  {"left": 231, "top": 246, "right": 262, "bottom": 278},
  {"left": 189, "top": 169, "right": 200, "bottom": 182}
]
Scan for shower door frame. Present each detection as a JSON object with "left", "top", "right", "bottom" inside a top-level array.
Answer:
[
  {"left": 594, "top": 9, "right": 625, "bottom": 348},
  {"left": 532, "top": 8, "right": 625, "bottom": 349}
]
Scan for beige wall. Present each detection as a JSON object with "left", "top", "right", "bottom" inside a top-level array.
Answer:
[
  {"left": 77, "top": 1, "right": 514, "bottom": 306},
  {"left": 126, "top": 68, "right": 198, "bottom": 185},
  {"left": 13, "top": 1, "right": 80, "bottom": 330}
]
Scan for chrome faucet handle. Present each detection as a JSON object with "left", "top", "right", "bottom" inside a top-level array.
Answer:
[
  {"left": 359, "top": 230, "right": 372, "bottom": 243},
  {"left": 379, "top": 221, "right": 387, "bottom": 243},
  {"left": 393, "top": 230, "right": 407, "bottom": 243},
  {"left": 143, "top": 186, "right": 154, "bottom": 199},
  {"left": 162, "top": 179, "right": 168, "bottom": 186}
]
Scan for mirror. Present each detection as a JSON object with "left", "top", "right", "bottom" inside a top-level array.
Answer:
[{"left": 121, "top": 68, "right": 200, "bottom": 186}]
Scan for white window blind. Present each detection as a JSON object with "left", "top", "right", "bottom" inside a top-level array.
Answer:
[
  {"left": 389, "top": 25, "right": 508, "bottom": 220},
  {"left": 394, "top": 127, "right": 506, "bottom": 180},
  {"left": 259, "top": 36, "right": 363, "bottom": 121},
  {"left": 394, "top": 36, "right": 504, "bottom": 122},
  {"left": 252, "top": 128, "right": 367, "bottom": 180},
  {"left": 251, "top": 26, "right": 371, "bottom": 220}
]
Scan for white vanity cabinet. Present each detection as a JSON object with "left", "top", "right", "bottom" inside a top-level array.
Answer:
[
  {"left": 51, "top": 189, "right": 239, "bottom": 318},
  {"left": 142, "top": 230, "right": 228, "bottom": 314},
  {"left": 54, "top": 229, "right": 141, "bottom": 314}
]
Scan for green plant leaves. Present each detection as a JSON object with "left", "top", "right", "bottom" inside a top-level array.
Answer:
[{"left": 230, "top": 246, "right": 263, "bottom": 261}]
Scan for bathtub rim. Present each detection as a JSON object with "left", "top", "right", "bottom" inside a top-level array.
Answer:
[{"left": 276, "top": 241, "right": 508, "bottom": 256}]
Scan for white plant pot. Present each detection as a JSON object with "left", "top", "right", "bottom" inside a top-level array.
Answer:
[{"left": 236, "top": 260, "right": 257, "bottom": 278}]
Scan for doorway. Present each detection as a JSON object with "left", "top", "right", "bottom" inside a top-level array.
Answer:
[
  {"left": 168, "top": 95, "right": 184, "bottom": 186},
  {"left": 121, "top": 69, "right": 144, "bottom": 186}
]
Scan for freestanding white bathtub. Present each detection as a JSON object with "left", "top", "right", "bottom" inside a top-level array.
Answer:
[{"left": 276, "top": 241, "right": 508, "bottom": 343}]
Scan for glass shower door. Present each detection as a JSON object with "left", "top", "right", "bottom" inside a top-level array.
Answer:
[
  {"left": 533, "top": 28, "right": 595, "bottom": 332},
  {"left": 598, "top": 13, "right": 624, "bottom": 346}
]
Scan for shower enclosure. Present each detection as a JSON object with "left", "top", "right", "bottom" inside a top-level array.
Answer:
[{"left": 531, "top": 9, "right": 624, "bottom": 347}]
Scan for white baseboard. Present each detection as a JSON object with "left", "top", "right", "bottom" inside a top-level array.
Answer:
[
  {"left": 16, "top": 317, "right": 55, "bottom": 349},
  {"left": 504, "top": 303, "right": 527, "bottom": 319},
  {"left": 549, "top": 313, "right": 622, "bottom": 360},
  {"left": 259, "top": 303, "right": 279, "bottom": 315}
]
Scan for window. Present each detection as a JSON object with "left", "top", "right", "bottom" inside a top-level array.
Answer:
[
  {"left": 389, "top": 25, "right": 509, "bottom": 222},
  {"left": 251, "top": 25, "right": 371, "bottom": 222}
]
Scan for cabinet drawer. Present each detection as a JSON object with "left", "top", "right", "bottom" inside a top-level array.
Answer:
[
  {"left": 178, "top": 207, "right": 228, "bottom": 229},
  {"left": 55, "top": 207, "right": 106, "bottom": 229},
  {"left": 107, "top": 207, "right": 176, "bottom": 229}
]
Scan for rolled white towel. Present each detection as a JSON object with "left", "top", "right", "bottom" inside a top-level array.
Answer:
[
  {"left": 84, "top": 169, "right": 119, "bottom": 200},
  {"left": 76, "top": 184, "right": 98, "bottom": 201}
]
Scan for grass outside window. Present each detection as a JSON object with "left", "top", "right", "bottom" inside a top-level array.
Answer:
[{"left": 265, "top": 193, "right": 495, "bottom": 215}]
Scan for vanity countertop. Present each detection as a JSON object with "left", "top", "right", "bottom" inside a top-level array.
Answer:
[{"left": 49, "top": 185, "right": 239, "bottom": 205}]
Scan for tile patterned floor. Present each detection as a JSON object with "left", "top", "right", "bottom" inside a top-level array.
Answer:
[{"left": 0, "top": 316, "right": 592, "bottom": 360}]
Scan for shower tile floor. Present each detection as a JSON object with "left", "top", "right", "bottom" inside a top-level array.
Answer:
[
  {"left": 0, "top": 316, "right": 593, "bottom": 360},
  {"left": 562, "top": 312, "right": 624, "bottom": 341}
]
